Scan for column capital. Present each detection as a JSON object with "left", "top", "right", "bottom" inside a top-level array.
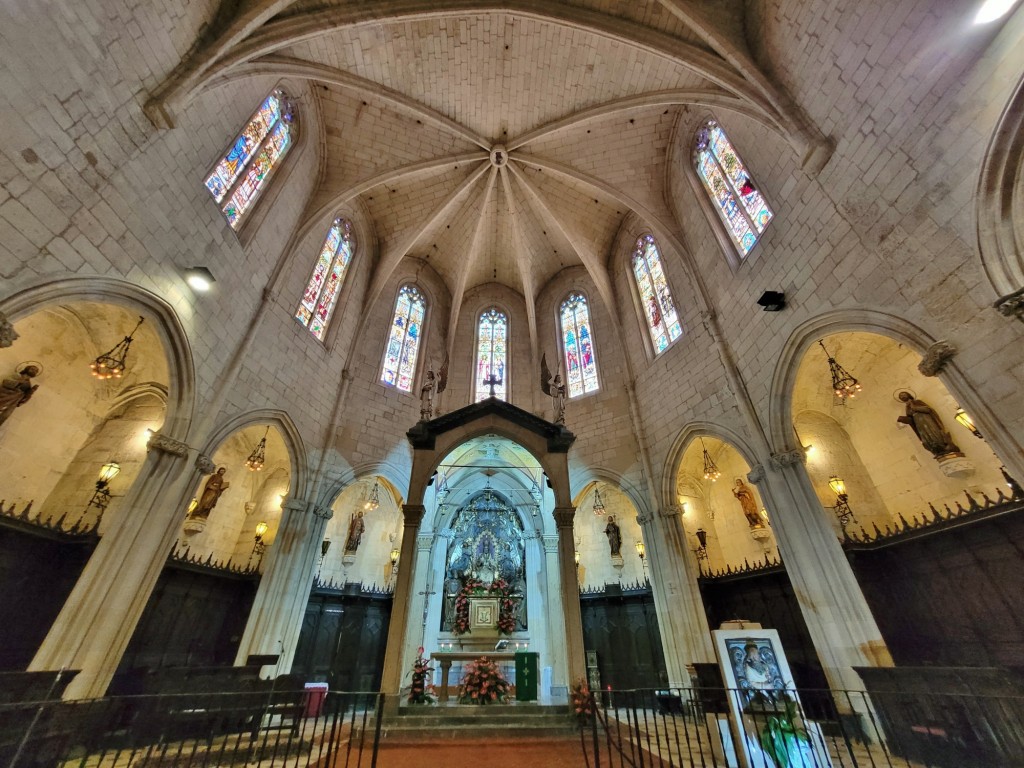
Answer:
[
  {"left": 194, "top": 454, "right": 216, "bottom": 475},
  {"left": 283, "top": 497, "right": 310, "bottom": 513},
  {"left": 917, "top": 340, "right": 957, "bottom": 376},
  {"left": 746, "top": 463, "right": 766, "bottom": 484},
  {"left": 402, "top": 504, "right": 426, "bottom": 527},
  {"left": 658, "top": 505, "right": 681, "bottom": 520},
  {"left": 542, "top": 534, "right": 560, "bottom": 552},
  {"left": 771, "top": 450, "right": 805, "bottom": 469},
  {"left": 312, "top": 505, "right": 333, "bottom": 520},
  {"left": 637, "top": 512, "right": 655, "bottom": 526},
  {"left": 148, "top": 432, "right": 189, "bottom": 458},
  {"left": 552, "top": 506, "right": 575, "bottom": 528},
  {"left": 416, "top": 534, "right": 433, "bottom": 551},
  {"left": 0, "top": 310, "right": 18, "bottom": 348}
]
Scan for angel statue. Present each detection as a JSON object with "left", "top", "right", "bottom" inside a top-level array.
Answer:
[
  {"left": 540, "top": 352, "right": 567, "bottom": 425},
  {"left": 420, "top": 353, "right": 449, "bottom": 420}
]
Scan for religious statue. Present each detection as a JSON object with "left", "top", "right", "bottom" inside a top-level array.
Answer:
[
  {"left": 344, "top": 510, "right": 365, "bottom": 552},
  {"left": 604, "top": 515, "right": 622, "bottom": 556},
  {"left": 420, "top": 354, "right": 448, "bottom": 420},
  {"left": 0, "top": 363, "right": 40, "bottom": 432},
  {"left": 896, "top": 391, "right": 961, "bottom": 458},
  {"left": 540, "top": 352, "right": 567, "bottom": 424},
  {"left": 190, "top": 467, "right": 229, "bottom": 520},
  {"left": 733, "top": 478, "right": 763, "bottom": 528}
]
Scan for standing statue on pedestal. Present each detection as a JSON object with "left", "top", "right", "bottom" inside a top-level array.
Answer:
[
  {"left": 190, "top": 467, "right": 229, "bottom": 520},
  {"left": 733, "top": 478, "right": 763, "bottom": 528},
  {"left": 344, "top": 510, "right": 365, "bottom": 552},
  {"left": 0, "top": 363, "right": 40, "bottom": 432},
  {"left": 896, "top": 391, "right": 961, "bottom": 458},
  {"left": 604, "top": 515, "right": 622, "bottom": 556},
  {"left": 540, "top": 352, "right": 566, "bottom": 424},
  {"left": 420, "top": 354, "right": 449, "bottom": 420}
]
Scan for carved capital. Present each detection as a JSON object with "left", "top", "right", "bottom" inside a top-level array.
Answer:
[
  {"left": 0, "top": 311, "right": 18, "bottom": 348},
  {"left": 658, "top": 505, "right": 681, "bottom": 520},
  {"left": 995, "top": 287, "right": 1024, "bottom": 320},
  {"left": 416, "top": 534, "right": 433, "bottom": 551},
  {"left": 402, "top": 504, "right": 426, "bottom": 527},
  {"left": 636, "top": 512, "right": 654, "bottom": 526},
  {"left": 313, "top": 505, "right": 333, "bottom": 520},
  {"left": 770, "top": 450, "right": 805, "bottom": 469},
  {"left": 283, "top": 498, "right": 309, "bottom": 513},
  {"left": 746, "top": 464, "right": 766, "bottom": 484},
  {"left": 552, "top": 506, "right": 575, "bottom": 528},
  {"left": 542, "top": 534, "right": 560, "bottom": 553},
  {"left": 917, "top": 340, "right": 956, "bottom": 376},
  {"left": 194, "top": 454, "right": 216, "bottom": 475},
  {"left": 148, "top": 433, "right": 189, "bottom": 458}
]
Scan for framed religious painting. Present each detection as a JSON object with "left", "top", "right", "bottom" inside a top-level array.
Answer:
[{"left": 712, "top": 629, "right": 833, "bottom": 768}]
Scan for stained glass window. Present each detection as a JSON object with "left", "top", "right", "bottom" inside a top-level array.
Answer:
[
  {"left": 560, "top": 292, "right": 599, "bottom": 398},
  {"left": 694, "top": 120, "right": 772, "bottom": 257},
  {"left": 296, "top": 218, "right": 355, "bottom": 340},
  {"left": 632, "top": 235, "right": 682, "bottom": 354},
  {"left": 381, "top": 285, "right": 426, "bottom": 393},
  {"left": 205, "top": 90, "right": 294, "bottom": 230},
  {"left": 475, "top": 308, "right": 508, "bottom": 401}
]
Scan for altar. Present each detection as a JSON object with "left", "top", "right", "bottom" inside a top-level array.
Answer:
[{"left": 431, "top": 651, "right": 532, "bottom": 703}]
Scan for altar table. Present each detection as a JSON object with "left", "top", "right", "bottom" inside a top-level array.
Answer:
[{"left": 429, "top": 651, "right": 517, "bottom": 703}]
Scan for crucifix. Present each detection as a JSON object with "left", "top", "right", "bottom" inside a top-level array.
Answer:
[{"left": 483, "top": 374, "right": 503, "bottom": 398}]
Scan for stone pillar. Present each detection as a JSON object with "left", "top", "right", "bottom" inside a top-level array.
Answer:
[
  {"left": 638, "top": 506, "right": 714, "bottom": 687},
  {"left": 380, "top": 504, "right": 425, "bottom": 695},
  {"left": 750, "top": 455, "right": 893, "bottom": 692},
  {"left": 553, "top": 507, "right": 586, "bottom": 686},
  {"left": 399, "top": 533, "right": 436, "bottom": 674},
  {"left": 541, "top": 534, "right": 568, "bottom": 696},
  {"left": 234, "top": 498, "right": 332, "bottom": 674},
  {"left": 30, "top": 434, "right": 200, "bottom": 699}
]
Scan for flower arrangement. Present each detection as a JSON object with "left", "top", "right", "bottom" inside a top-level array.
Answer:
[
  {"left": 458, "top": 656, "right": 512, "bottom": 705},
  {"left": 407, "top": 646, "right": 436, "bottom": 704},
  {"left": 570, "top": 678, "right": 595, "bottom": 725},
  {"left": 451, "top": 577, "right": 519, "bottom": 636}
]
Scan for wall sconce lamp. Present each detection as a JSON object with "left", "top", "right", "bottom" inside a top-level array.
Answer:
[
  {"left": 954, "top": 408, "right": 983, "bottom": 439},
  {"left": 390, "top": 547, "right": 400, "bottom": 573},
  {"left": 756, "top": 290, "right": 786, "bottom": 312},
  {"left": 184, "top": 266, "right": 216, "bottom": 292},
  {"left": 694, "top": 528, "right": 709, "bottom": 561},
  {"left": 828, "top": 475, "right": 854, "bottom": 528},
  {"left": 248, "top": 521, "right": 269, "bottom": 566},
  {"left": 634, "top": 540, "right": 647, "bottom": 573},
  {"left": 86, "top": 460, "right": 121, "bottom": 523},
  {"left": 574, "top": 549, "right": 581, "bottom": 567}
]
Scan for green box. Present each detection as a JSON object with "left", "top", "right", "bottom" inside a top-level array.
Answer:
[{"left": 514, "top": 651, "right": 539, "bottom": 701}]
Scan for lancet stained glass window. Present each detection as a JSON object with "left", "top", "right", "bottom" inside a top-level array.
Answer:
[
  {"left": 560, "top": 292, "right": 599, "bottom": 398},
  {"left": 475, "top": 308, "right": 508, "bottom": 401},
  {"left": 381, "top": 285, "right": 426, "bottom": 393},
  {"left": 296, "top": 218, "right": 355, "bottom": 340},
  {"left": 632, "top": 235, "right": 682, "bottom": 354},
  {"left": 204, "top": 90, "right": 294, "bottom": 230},
  {"left": 695, "top": 120, "right": 772, "bottom": 256}
]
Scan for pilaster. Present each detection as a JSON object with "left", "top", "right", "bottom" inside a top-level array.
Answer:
[
  {"left": 380, "top": 504, "right": 425, "bottom": 695},
  {"left": 553, "top": 506, "right": 586, "bottom": 685}
]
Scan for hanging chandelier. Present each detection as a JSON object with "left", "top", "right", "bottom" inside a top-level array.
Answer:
[
  {"left": 592, "top": 486, "right": 606, "bottom": 516},
  {"left": 245, "top": 427, "right": 270, "bottom": 471},
  {"left": 701, "top": 438, "right": 721, "bottom": 482},
  {"left": 90, "top": 316, "right": 145, "bottom": 380},
  {"left": 819, "top": 340, "right": 862, "bottom": 399},
  {"left": 363, "top": 479, "right": 381, "bottom": 511}
]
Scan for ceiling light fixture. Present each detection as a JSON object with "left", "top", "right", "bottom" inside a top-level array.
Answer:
[
  {"left": 90, "top": 316, "right": 144, "bottom": 380},
  {"left": 245, "top": 427, "right": 270, "bottom": 471},
  {"left": 364, "top": 479, "right": 381, "bottom": 511},
  {"left": 591, "top": 486, "right": 606, "bottom": 516},
  {"left": 819, "top": 340, "right": 862, "bottom": 399},
  {"left": 701, "top": 438, "right": 721, "bottom": 482},
  {"left": 185, "top": 266, "right": 216, "bottom": 292}
]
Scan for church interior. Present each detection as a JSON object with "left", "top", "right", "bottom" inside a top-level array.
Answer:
[{"left": 2, "top": 0, "right": 1024, "bottom": 763}]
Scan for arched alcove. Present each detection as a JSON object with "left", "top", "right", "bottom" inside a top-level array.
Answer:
[
  {"left": 320, "top": 475, "right": 404, "bottom": 590},
  {"left": 572, "top": 481, "right": 646, "bottom": 588}
]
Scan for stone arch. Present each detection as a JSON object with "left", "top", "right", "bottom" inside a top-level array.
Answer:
[
  {"left": 660, "top": 420, "right": 763, "bottom": 513},
  {"left": 767, "top": 308, "right": 1024, "bottom": 479},
  {"left": 570, "top": 466, "right": 652, "bottom": 522},
  {"left": 977, "top": 69, "right": 1024, "bottom": 304},
  {"left": 199, "top": 409, "right": 310, "bottom": 500},
  {"left": 0, "top": 277, "right": 195, "bottom": 444}
]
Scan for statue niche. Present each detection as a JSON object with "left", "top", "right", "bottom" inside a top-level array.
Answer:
[{"left": 441, "top": 489, "right": 527, "bottom": 632}]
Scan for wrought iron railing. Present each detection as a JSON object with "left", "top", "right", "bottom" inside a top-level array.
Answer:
[
  {"left": 0, "top": 499, "right": 99, "bottom": 540},
  {"left": 578, "top": 686, "right": 1024, "bottom": 768},
  {"left": 0, "top": 687, "right": 382, "bottom": 768},
  {"left": 168, "top": 543, "right": 261, "bottom": 578}
]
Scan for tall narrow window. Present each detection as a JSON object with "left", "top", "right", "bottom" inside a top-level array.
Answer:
[
  {"left": 560, "top": 292, "right": 599, "bottom": 398},
  {"left": 296, "top": 218, "right": 355, "bottom": 341},
  {"left": 694, "top": 119, "right": 772, "bottom": 257},
  {"left": 475, "top": 308, "right": 508, "bottom": 401},
  {"left": 381, "top": 285, "right": 426, "bottom": 393},
  {"left": 205, "top": 90, "right": 294, "bottom": 230},
  {"left": 632, "top": 235, "right": 682, "bottom": 354}
]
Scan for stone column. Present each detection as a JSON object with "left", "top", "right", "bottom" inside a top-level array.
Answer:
[
  {"left": 30, "top": 434, "right": 201, "bottom": 699},
  {"left": 541, "top": 534, "right": 568, "bottom": 696},
  {"left": 750, "top": 455, "right": 893, "bottom": 692},
  {"left": 380, "top": 504, "right": 425, "bottom": 696},
  {"left": 553, "top": 507, "right": 586, "bottom": 686},
  {"left": 234, "top": 498, "right": 331, "bottom": 674},
  {"left": 638, "top": 506, "right": 715, "bottom": 687},
  {"left": 399, "top": 533, "right": 436, "bottom": 674}
]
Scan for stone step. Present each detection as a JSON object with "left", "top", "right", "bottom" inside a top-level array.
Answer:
[
  {"left": 376, "top": 723, "right": 580, "bottom": 743},
  {"left": 361, "top": 703, "right": 579, "bottom": 742}
]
